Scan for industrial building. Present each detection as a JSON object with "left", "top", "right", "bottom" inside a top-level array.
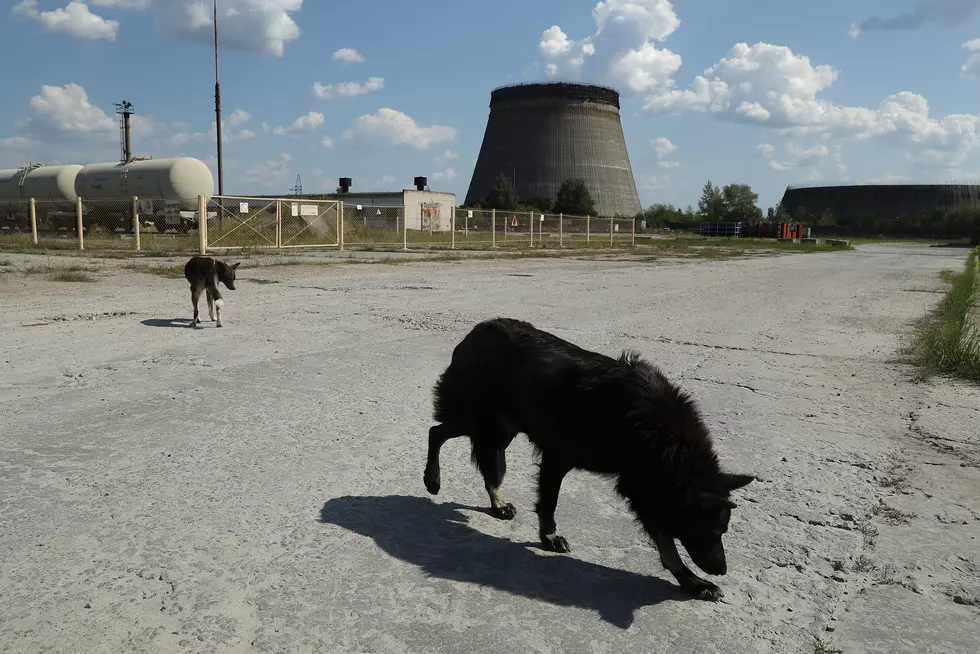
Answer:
[
  {"left": 465, "top": 82, "right": 642, "bottom": 218},
  {"left": 780, "top": 182, "right": 980, "bottom": 218},
  {"left": 280, "top": 178, "right": 456, "bottom": 232}
]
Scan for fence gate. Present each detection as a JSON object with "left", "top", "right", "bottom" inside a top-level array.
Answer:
[
  {"left": 279, "top": 198, "right": 341, "bottom": 248},
  {"left": 207, "top": 195, "right": 278, "bottom": 250}
]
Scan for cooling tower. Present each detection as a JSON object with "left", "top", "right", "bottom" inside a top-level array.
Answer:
[
  {"left": 780, "top": 183, "right": 980, "bottom": 217},
  {"left": 464, "top": 82, "right": 642, "bottom": 217}
]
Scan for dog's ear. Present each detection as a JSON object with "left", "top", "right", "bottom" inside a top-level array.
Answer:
[
  {"left": 232, "top": 262, "right": 240, "bottom": 270},
  {"left": 698, "top": 492, "right": 738, "bottom": 511},
  {"left": 720, "top": 472, "right": 755, "bottom": 492}
]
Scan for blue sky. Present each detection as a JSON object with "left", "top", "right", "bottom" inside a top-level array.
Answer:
[{"left": 2, "top": 0, "right": 980, "bottom": 211}]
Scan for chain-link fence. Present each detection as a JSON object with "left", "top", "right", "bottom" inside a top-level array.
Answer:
[{"left": 2, "top": 193, "right": 640, "bottom": 254}]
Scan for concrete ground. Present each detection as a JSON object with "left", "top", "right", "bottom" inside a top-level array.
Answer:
[{"left": 0, "top": 244, "right": 977, "bottom": 653}]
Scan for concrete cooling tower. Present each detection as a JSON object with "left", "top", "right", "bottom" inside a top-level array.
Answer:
[{"left": 464, "top": 82, "right": 642, "bottom": 217}]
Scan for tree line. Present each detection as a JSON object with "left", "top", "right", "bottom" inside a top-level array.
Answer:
[{"left": 465, "top": 174, "right": 980, "bottom": 243}]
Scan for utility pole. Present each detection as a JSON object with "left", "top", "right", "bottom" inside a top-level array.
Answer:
[{"left": 213, "top": 0, "right": 224, "bottom": 196}]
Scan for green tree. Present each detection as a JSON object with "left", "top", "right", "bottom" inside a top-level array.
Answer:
[
  {"left": 483, "top": 173, "right": 521, "bottom": 211},
  {"left": 522, "top": 196, "right": 555, "bottom": 213},
  {"left": 697, "top": 181, "right": 727, "bottom": 220},
  {"left": 817, "top": 209, "right": 836, "bottom": 226},
  {"left": 553, "top": 178, "right": 596, "bottom": 216},
  {"left": 721, "top": 183, "right": 762, "bottom": 221}
]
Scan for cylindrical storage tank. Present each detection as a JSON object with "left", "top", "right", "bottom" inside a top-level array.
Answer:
[
  {"left": 464, "top": 82, "right": 642, "bottom": 218},
  {"left": 0, "top": 164, "right": 82, "bottom": 203},
  {"left": 75, "top": 157, "right": 215, "bottom": 211},
  {"left": 780, "top": 183, "right": 980, "bottom": 218}
]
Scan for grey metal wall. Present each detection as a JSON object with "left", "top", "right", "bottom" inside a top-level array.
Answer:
[
  {"left": 780, "top": 184, "right": 980, "bottom": 217},
  {"left": 464, "top": 83, "right": 642, "bottom": 218}
]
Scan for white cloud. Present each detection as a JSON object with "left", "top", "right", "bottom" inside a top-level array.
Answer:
[
  {"left": 77, "top": 0, "right": 302, "bottom": 56},
  {"left": 341, "top": 108, "right": 457, "bottom": 150},
  {"left": 0, "top": 136, "right": 39, "bottom": 149},
  {"left": 764, "top": 142, "right": 833, "bottom": 175},
  {"left": 272, "top": 111, "right": 325, "bottom": 136},
  {"left": 637, "top": 173, "right": 668, "bottom": 190},
  {"left": 245, "top": 152, "right": 292, "bottom": 187},
  {"left": 657, "top": 160, "right": 681, "bottom": 168},
  {"left": 755, "top": 143, "right": 776, "bottom": 157},
  {"left": 332, "top": 47, "right": 364, "bottom": 63},
  {"left": 165, "top": 107, "right": 255, "bottom": 146},
  {"left": 313, "top": 77, "right": 385, "bottom": 100},
  {"left": 849, "top": 0, "right": 980, "bottom": 38},
  {"left": 652, "top": 136, "right": 677, "bottom": 158},
  {"left": 27, "top": 83, "right": 116, "bottom": 135},
  {"left": 431, "top": 168, "right": 457, "bottom": 182},
  {"left": 962, "top": 39, "right": 980, "bottom": 77},
  {"left": 13, "top": 1, "right": 119, "bottom": 42},
  {"left": 435, "top": 150, "right": 459, "bottom": 163},
  {"left": 537, "top": 0, "right": 683, "bottom": 96},
  {"left": 320, "top": 136, "right": 335, "bottom": 148},
  {"left": 644, "top": 41, "right": 980, "bottom": 169}
]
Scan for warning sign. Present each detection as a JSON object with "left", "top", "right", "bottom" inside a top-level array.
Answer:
[{"left": 511, "top": 215, "right": 518, "bottom": 228}]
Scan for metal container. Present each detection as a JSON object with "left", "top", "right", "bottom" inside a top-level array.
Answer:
[
  {"left": 0, "top": 164, "right": 83, "bottom": 203},
  {"left": 75, "top": 157, "right": 215, "bottom": 211}
]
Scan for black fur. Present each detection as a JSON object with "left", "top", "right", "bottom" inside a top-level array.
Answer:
[
  {"left": 423, "top": 317, "right": 754, "bottom": 601},
  {"left": 183, "top": 256, "right": 239, "bottom": 328}
]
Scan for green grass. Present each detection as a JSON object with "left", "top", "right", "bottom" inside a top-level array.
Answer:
[
  {"left": 909, "top": 247, "right": 980, "bottom": 383},
  {"left": 123, "top": 263, "right": 186, "bottom": 279}
]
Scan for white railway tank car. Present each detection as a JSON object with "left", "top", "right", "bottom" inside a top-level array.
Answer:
[{"left": 0, "top": 156, "right": 215, "bottom": 234}]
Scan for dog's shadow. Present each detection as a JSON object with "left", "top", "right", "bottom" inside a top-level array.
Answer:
[
  {"left": 318, "top": 495, "right": 687, "bottom": 628},
  {"left": 141, "top": 318, "right": 193, "bottom": 328}
]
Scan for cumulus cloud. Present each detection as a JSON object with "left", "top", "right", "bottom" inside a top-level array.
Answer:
[
  {"left": 272, "top": 111, "right": 325, "bottom": 136},
  {"left": 431, "top": 168, "right": 457, "bottom": 182},
  {"left": 313, "top": 77, "right": 385, "bottom": 100},
  {"left": 321, "top": 136, "right": 335, "bottom": 148},
  {"left": 26, "top": 82, "right": 116, "bottom": 135},
  {"left": 755, "top": 143, "right": 776, "bottom": 157},
  {"left": 963, "top": 39, "right": 980, "bottom": 76},
  {"left": 12, "top": 1, "right": 119, "bottom": 42},
  {"left": 435, "top": 150, "right": 459, "bottom": 164},
  {"left": 341, "top": 109, "right": 457, "bottom": 150},
  {"left": 166, "top": 107, "right": 255, "bottom": 146},
  {"left": 537, "top": 0, "right": 682, "bottom": 96},
  {"left": 652, "top": 136, "right": 677, "bottom": 157},
  {"left": 849, "top": 0, "right": 980, "bottom": 38},
  {"left": 59, "top": 0, "right": 303, "bottom": 56},
  {"left": 332, "top": 47, "right": 364, "bottom": 63},
  {"left": 245, "top": 152, "right": 293, "bottom": 187},
  {"left": 643, "top": 42, "right": 980, "bottom": 167}
]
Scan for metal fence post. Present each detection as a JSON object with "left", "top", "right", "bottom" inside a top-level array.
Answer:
[
  {"left": 338, "top": 200, "right": 344, "bottom": 251},
  {"left": 610, "top": 215, "right": 614, "bottom": 246},
  {"left": 29, "top": 198, "right": 38, "bottom": 245},
  {"left": 558, "top": 213, "right": 563, "bottom": 248},
  {"left": 631, "top": 216, "right": 636, "bottom": 247},
  {"left": 451, "top": 207, "right": 456, "bottom": 250},
  {"left": 403, "top": 204, "right": 409, "bottom": 251},
  {"left": 198, "top": 195, "right": 207, "bottom": 254},
  {"left": 491, "top": 209, "right": 497, "bottom": 248},
  {"left": 132, "top": 196, "right": 141, "bottom": 251},
  {"left": 76, "top": 197, "right": 84, "bottom": 251},
  {"left": 586, "top": 215, "right": 591, "bottom": 245},
  {"left": 275, "top": 199, "right": 282, "bottom": 249}
]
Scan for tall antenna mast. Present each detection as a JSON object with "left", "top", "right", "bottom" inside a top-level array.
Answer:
[
  {"left": 213, "top": 0, "right": 224, "bottom": 196},
  {"left": 291, "top": 174, "right": 303, "bottom": 195},
  {"left": 114, "top": 100, "right": 134, "bottom": 163}
]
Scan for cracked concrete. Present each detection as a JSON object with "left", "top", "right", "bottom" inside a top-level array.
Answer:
[{"left": 1, "top": 243, "right": 978, "bottom": 653}]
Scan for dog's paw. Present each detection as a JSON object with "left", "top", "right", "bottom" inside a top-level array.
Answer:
[
  {"left": 540, "top": 533, "right": 571, "bottom": 553},
  {"left": 423, "top": 471, "right": 440, "bottom": 495},
  {"left": 491, "top": 503, "right": 517, "bottom": 520},
  {"left": 685, "top": 579, "right": 724, "bottom": 602}
]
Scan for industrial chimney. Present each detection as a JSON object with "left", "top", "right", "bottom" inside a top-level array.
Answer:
[
  {"left": 338, "top": 177, "right": 352, "bottom": 193},
  {"left": 414, "top": 176, "right": 427, "bottom": 191}
]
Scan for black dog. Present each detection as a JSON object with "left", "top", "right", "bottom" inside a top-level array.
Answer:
[
  {"left": 183, "top": 256, "right": 239, "bottom": 328},
  {"left": 423, "top": 317, "right": 754, "bottom": 601}
]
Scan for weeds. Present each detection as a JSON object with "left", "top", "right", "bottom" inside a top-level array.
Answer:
[
  {"left": 910, "top": 247, "right": 980, "bottom": 382},
  {"left": 48, "top": 270, "right": 98, "bottom": 283},
  {"left": 853, "top": 554, "right": 876, "bottom": 572},
  {"left": 123, "top": 263, "right": 185, "bottom": 279}
]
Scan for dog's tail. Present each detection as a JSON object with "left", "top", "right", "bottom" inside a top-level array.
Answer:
[{"left": 206, "top": 274, "right": 224, "bottom": 308}]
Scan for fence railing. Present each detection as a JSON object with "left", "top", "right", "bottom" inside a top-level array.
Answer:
[{"left": 0, "top": 196, "right": 639, "bottom": 254}]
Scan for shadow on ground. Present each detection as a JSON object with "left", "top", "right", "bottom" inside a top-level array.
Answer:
[
  {"left": 141, "top": 318, "right": 193, "bottom": 328},
  {"left": 318, "top": 494, "right": 686, "bottom": 628}
]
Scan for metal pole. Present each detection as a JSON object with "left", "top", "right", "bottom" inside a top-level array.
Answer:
[
  {"left": 338, "top": 200, "right": 344, "bottom": 251},
  {"left": 610, "top": 215, "right": 614, "bottom": 246},
  {"left": 491, "top": 209, "right": 496, "bottom": 248},
  {"left": 559, "top": 212, "right": 563, "bottom": 248},
  {"left": 213, "top": 0, "right": 224, "bottom": 196},
  {"left": 198, "top": 195, "right": 207, "bottom": 254},
  {"left": 403, "top": 205, "right": 408, "bottom": 251},
  {"left": 631, "top": 216, "right": 636, "bottom": 247},
  {"left": 451, "top": 206, "right": 455, "bottom": 250},
  {"left": 586, "top": 215, "right": 590, "bottom": 245},
  {"left": 29, "top": 198, "right": 37, "bottom": 245},
  {"left": 76, "top": 197, "right": 84, "bottom": 251},
  {"left": 132, "top": 196, "right": 140, "bottom": 251}
]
